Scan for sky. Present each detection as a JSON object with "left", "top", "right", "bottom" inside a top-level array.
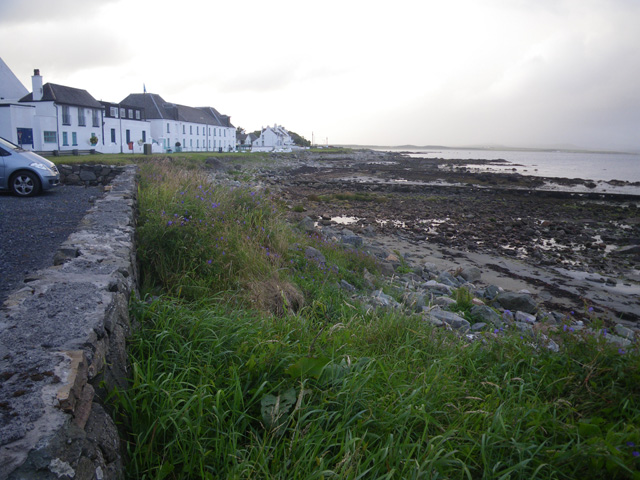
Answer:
[{"left": 1, "top": 0, "right": 639, "bottom": 151}]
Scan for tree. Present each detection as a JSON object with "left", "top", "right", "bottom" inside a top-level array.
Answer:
[{"left": 289, "top": 131, "right": 311, "bottom": 147}]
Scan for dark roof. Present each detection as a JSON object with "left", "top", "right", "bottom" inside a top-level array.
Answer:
[
  {"left": 20, "top": 83, "right": 102, "bottom": 108},
  {"left": 197, "top": 106, "right": 234, "bottom": 128},
  {"left": 121, "top": 93, "right": 233, "bottom": 127}
]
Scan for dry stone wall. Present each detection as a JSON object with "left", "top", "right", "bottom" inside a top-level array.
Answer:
[
  {"left": 57, "top": 164, "right": 127, "bottom": 187},
  {"left": 0, "top": 166, "right": 138, "bottom": 480}
]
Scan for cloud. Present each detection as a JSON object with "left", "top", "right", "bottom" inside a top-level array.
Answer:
[{"left": 0, "top": 0, "right": 118, "bottom": 25}]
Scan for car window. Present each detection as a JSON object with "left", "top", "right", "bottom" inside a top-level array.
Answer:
[
  {"left": 0, "top": 147, "right": 11, "bottom": 157},
  {"left": 0, "top": 137, "right": 24, "bottom": 152}
]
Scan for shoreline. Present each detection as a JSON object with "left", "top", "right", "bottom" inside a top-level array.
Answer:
[{"left": 250, "top": 149, "right": 640, "bottom": 324}]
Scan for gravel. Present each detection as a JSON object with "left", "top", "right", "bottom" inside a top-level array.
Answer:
[{"left": 0, "top": 185, "right": 105, "bottom": 304}]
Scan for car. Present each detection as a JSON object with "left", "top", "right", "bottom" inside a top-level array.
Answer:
[{"left": 0, "top": 136, "right": 60, "bottom": 196}]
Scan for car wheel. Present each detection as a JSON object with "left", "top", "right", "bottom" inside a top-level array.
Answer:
[{"left": 10, "top": 171, "right": 41, "bottom": 197}]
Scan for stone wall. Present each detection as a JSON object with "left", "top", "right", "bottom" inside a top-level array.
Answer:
[
  {"left": 57, "top": 164, "right": 127, "bottom": 187},
  {"left": 0, "top": 166, "right": 138, "bottom": 480}
]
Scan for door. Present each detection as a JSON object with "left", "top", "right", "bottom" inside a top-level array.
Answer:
[{"left": 16, "top": 128, "right": 34, "bottom": 149}]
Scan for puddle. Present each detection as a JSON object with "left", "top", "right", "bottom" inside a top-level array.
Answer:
[{"left": 331, "top": 216, "right": 360, "bottom": 225}]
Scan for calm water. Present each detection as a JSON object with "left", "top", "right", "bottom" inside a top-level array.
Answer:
[{"left": 378, "top": 148, "right": 640, "bottom": 183}]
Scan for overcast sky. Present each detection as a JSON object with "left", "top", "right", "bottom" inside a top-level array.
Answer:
[{"left": 2, "top": 0, "right": 639, "bottom": 151}]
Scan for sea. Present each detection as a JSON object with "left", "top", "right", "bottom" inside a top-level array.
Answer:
[{"left": 373, "top": 147, "right": 640, "bottom": 195}]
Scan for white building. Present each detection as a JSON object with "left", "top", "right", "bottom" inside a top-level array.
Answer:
[
  {"left": 121, "top": 93, "right": 236, "bottom": 153},
  {"left": 252, "top": 125, "right": 294, "bottom": 152},
  {"left": 15, "top": 70, "right": 106, "bottom": 152},
  {"left": 101, "top": 101, "right": 151, "bottom": 154},
  {"left": 0, "top": 58, "right": 36, "bottom": 147}
]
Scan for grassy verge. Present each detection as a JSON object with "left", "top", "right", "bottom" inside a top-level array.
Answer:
[{"left": 113, "top": 161, "right": 640, "bottom": 479}]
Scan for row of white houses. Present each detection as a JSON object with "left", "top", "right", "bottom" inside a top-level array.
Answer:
[{"left": 0, "top": 58, "right": 236, "bottom": 154}]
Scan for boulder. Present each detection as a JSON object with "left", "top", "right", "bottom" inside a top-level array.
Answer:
[
  {"left": 460, "top": 266, "right": 482, "bottom": 283},
  {"left": 427, "top": 308, "right": 470, "bottom": 331},
  {"left": 495, "top": 292, "right": 538, "bottom": 314},
  {"left": 305, "top": 246, "right": 326, "bottom": 264},
  {"left": 515, "top": 311, "right": 537, "bottom": 324},
  {"left": 470, "top": 305, "right": 502, "bottom": 325}
]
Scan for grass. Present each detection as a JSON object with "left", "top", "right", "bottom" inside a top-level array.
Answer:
[{"left": 112, "top": 159, "right": 640, "bottom": 479}]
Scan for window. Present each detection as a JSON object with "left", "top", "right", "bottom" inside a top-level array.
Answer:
[
  {"left": 142, "top": 131, "right": 146, "bottom": 142},
  {"left": 111, "top": 128, "right": 116, "bottom": 143},
  {"left": 92, "top": 109, "right": 100, "bottom": 127},
  {"left": 72, "top": 132, "right": 77, "bottom": 146},
  {"left": 126, "top": 130, "right": 131, "bottom": 144},
  {"left": 128, "top": 109, "right": 133, "bottom": 119},
  {"left": 120, "top": 108, "right": 126, "bottom": 118},
  {"left": 167, "top": 123, "right": 170, "bottom": 133},
  {"left": 190, "top": 125, "right": 192, "bottom": 134},
  {"left": 62, "top": 132, "right": 68, "bottom": 146},
  {"left": 62, "top": 105, "right": 71, "bottom": 125},
  {"left": 110, "top": 107, "right": 118, "bottom": 117},
  {"left": 78, "top": 108, "right": 86, "bottom": 126},
  {"left": 43, "top": 131, "right": 56, "bottom": 143},
  {"left": 197, "top": 139, "right": 199, "bottom": 148},
  {"left": 197, "top": 126, "right": 199, "bottom": 135},
  {"left": 136, "top": 110, "right": 141, "bottom": 120},
  {"left": 183, "top": 125, "right": 186, "bottom": 134},
  {"left": 190, "top": 139, "right": 193, "bottom": 147},
  {"left": 224, "top": 130, "right": 226, "bottom": 137}
]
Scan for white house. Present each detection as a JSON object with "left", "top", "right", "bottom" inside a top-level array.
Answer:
[
  {"left": 121, "top": 93, "right": 236, "bottom": 153},
  {"left": 0, "top": 58, "right": 36, "bottom": 147},
  {"left": 15, "top": 70, "right": 106, "bottom": 152},
  {"left": 101, "top": 101, "right": 151, "bottom": 154},
  {"left": 252, "top": 125, "right": 294, "bottom": 152}
]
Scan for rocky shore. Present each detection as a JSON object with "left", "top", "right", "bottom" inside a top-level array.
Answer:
[{"left": 223, "top": 149, "right": 640, "bottom": 327}]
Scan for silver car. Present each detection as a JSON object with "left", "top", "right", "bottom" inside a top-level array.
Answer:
[{"left": 0, "top": 137, "right": 60, "bottom": 196}]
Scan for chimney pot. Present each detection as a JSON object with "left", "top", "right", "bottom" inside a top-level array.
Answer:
[{"left": 34, "top": 69, "right": 40, "bottom": 76}]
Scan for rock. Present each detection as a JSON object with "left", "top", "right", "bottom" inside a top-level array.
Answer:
[
  {"left": 339, "top": 280, "right": 356, "bottom": 292},
  {"left": 342, "top": 234, "right": 363, "bottom": 248},
  {"left": 424, "top": 280, "right": 453, "bottom": 295},
  {"left": 402, "top": 292, "right": 426, "bottom": 312},
  {"left": 433, "top": 296, "right": 457, "bottom": 308},
  {"left": 470, "top": 305, "right": 502, "bottom": 325},
  {"left": 363, "top": 268, "right": 376, "bottom": 289},
  {"left": 377, "top": 261, "right": 396, "bottom": 276},
  {"left": 305, "top": 246, "right": 326, "bottom": 264},
  {"left": 515, "top": 311, "right": 537, "bottom": 324},
  {"left": 483, "top": 285, "right": 501, "bottom": 300},
  {"left": 298, "top": 216, "right": 316, "bottom": 234},
  {"left": 423, "top": 262, "right": 440, "bottom": 274},
  {"left": 614, "top": 324, "right": 635, "bottom": 340},
  {"left": 610, "top": 245, "right": 640, "bottom": 256},
  {"left": 437, "top": 271, "right": 460, "bottom": 288},
  {"left": 460, "top": 266, "right": 481, "bottom": 282},
  {"left": 425, "top": 317, "right": 444, "bottom": 327},
  {"left": 546, "top": 338, "right": 560, "bottom": 353},
  {"left": 515, "top": 322, "right": 534, "bottom": 334},
  {"left": 427, "top": 308, "right": 470, "bottom": 331},
  {"left": 495, "top": 292, "right": 538, "bottom": 314},
  {"left": 370, "top": 290, "right": 401, "bottom": 309},
  {"left": 471, "top": 322, "right": 488, "bottom": 332},
  {"left": 605, "top": 334, "right": 632, "bottom": 348}
]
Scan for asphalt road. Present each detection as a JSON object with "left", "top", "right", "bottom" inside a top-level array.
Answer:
[{"left": 0, "top": 185, "right": 104, "bottom": 304}]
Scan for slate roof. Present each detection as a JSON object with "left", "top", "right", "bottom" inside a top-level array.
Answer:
[
  {"left": 122, "top": 93, "right": 233, "bottom": 127},
  {"left": 20, "top": 83, "right": 102, "bottom": 108}
]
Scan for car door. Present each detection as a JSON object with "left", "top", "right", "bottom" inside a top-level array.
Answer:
[{"left": 0, "top": 146, "right": 8, "bottom": 189}]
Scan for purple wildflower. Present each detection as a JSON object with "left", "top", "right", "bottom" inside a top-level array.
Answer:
[
  {"left": 167, "top": 221, "right": 173, "bottom": 226},
  {"left": 627, "top": 441, "right": 636, "bottom": 447},
  {"left": 633, "top": 451, "right": 639, "bottom": 458},
  {"left": 619, "top": 349, "right": 626, "bottom": 355}
]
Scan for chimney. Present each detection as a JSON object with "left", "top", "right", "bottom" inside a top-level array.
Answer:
[{"left": 32, "top": 69, "right": 43, "bottom": 101}]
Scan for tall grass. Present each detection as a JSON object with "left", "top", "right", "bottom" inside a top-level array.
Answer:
[{"left": 113, "top": 161, "right": 640, "bottom": 479}]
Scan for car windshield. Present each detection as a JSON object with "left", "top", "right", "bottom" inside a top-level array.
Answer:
[{"left": 0, "top": 136, "right": 25, "bottom": 152}]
